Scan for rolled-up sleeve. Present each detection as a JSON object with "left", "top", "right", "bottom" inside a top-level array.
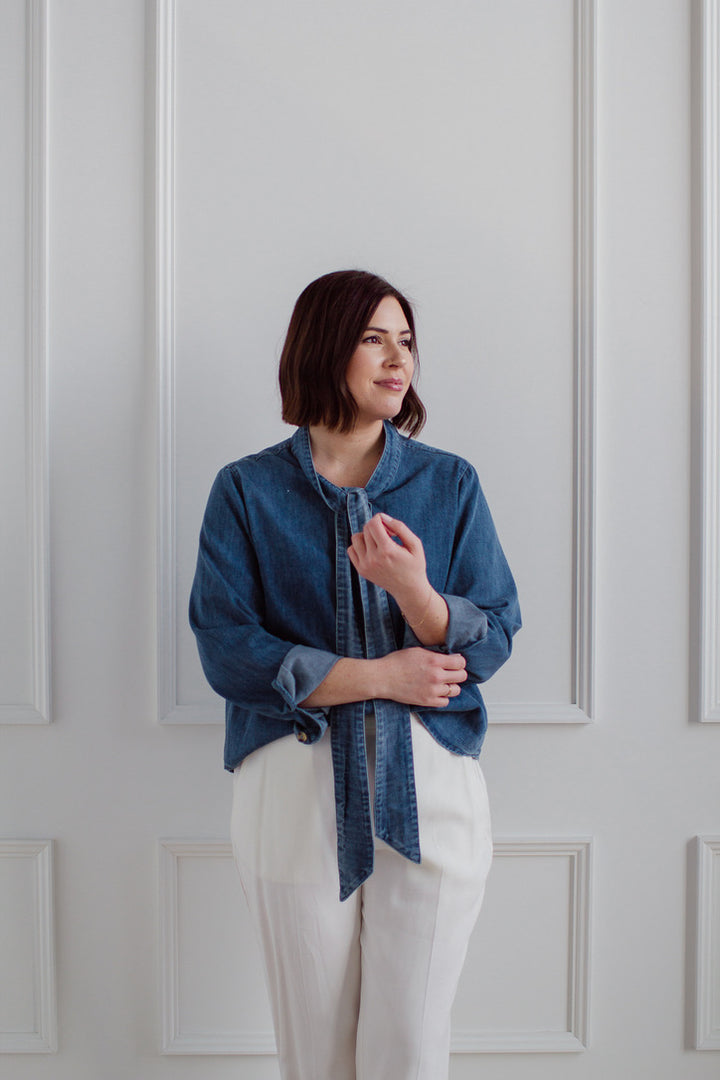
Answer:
[{"left": 272, "top": 644, "right": 340, "bottom": 741}]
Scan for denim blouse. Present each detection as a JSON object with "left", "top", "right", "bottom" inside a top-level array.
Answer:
[{"left": 189, "top": 420, "right": 521, "bottom": 900}]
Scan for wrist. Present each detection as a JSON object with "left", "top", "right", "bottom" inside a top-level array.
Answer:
[
  {"left": 399, "top": 582, "right": 435, "bottom": 628},
  {"left": 369, "top": 655, "right": 391, "bottom": 700}
]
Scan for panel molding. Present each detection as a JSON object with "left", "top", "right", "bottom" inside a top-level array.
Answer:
[
  {"left": 452, "top": 838, "right": 592, "bottom": 1054},
  {"left": 159, "top": 839, "right": 276, "bottom": 1054},
  {"left": 490, "top": 702, "right": 592, "bottom": 725},
  {"left": 0, "top": 840, "right": 56, "bottom": 1053},
  {"left": 154, "top": 0, "right": 179, "bottom": 725},
  {"left": 1, "top": 0, "right": 50, "bottom": 725},
  {"left": 572, "top": 0, "right": 597, "bottom": 725},
  {"left": 160, "top": 837, "right": 591, "bottom": 1056},
  {"left": 155, "top": 0, "right": 596, "bottom": 727},
  {"left": 493, "top": 0, "right": 597, "bottom": 727},
  {"left": 698, "top": 0, "right": 720, "bottom": 723},
  {"left": 695, "top": 836, "right": 720, "bottom": 1050}
]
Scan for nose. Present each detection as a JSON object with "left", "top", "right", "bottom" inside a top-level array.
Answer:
[{"left": 385, "top": 341, "right": 408, "bottom": 366}]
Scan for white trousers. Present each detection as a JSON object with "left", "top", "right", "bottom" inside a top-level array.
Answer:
[{"left": 231, "top": 713, "right": 492, "bottom": 1080}]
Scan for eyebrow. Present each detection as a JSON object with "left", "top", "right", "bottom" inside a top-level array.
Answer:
[{"left": 365, "top": 326, "right": 412, "bottom": 336}]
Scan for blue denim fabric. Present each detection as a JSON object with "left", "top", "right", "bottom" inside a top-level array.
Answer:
[{"left": 189, "top": 421, "right": 521, "bottom": 900}]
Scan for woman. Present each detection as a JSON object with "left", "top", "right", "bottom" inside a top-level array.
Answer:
[{"left": 189, "top": 269, "right": 520, "bottom": 1080}]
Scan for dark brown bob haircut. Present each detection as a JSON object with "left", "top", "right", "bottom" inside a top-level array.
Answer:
[{"left": 279, "top": 269, "right": 426, "bottom": 437}]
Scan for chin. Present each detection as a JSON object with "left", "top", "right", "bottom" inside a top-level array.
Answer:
[{"left": 356, "top": 399, "right": 405, "bottom": 426}]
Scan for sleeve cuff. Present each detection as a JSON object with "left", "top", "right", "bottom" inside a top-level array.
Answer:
[
  {"left": 402, "top": 594, "right": 488, "bottom": 653},
  {"left": 272, "top": 644, "right": 341, "bottom": 742}
]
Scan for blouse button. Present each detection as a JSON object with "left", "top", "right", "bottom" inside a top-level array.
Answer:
[{"left": 296, "top": 731, "right": 308, "bottom": 743}]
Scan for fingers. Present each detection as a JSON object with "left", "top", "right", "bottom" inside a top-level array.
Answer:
[
  {"left": 434, "top": 680, "right": 462, "bottom": 707},
  {"left": 379, "top": 648, "right": 468, "bottom": 709},
  {"left": 442, "top": 653, "right": 467, "bottom": 671},
  {"left": 428, "top": 652, "right": 467, "bottom": 706},
  {"left": 440, "top": 668, "right": 467, "bottom": 690},
  {"left": 362, "top": 515, "right": 396, "bottom": 552},
  {"left": 348, "top": 513, "right": 423, "bottom": 574},
  {"left": 438, "top": 656, "right": 466, "bottom": 704},
  {"left": 348, "top": 519, "right": 383, "bottom": 559},
  {"left": 347, "top": 515, "right": 408, "bottom": 576},
  {"left": 362, "top": 518, "right": 384, "bottom": 552},
  {"left": 353, "top": 513, "right": 420, "bottom": 555},
  {"left": 378, "top": 512, "right": 421, "bottom": 553},
  {"left": 348, "top": 532, "right": 366, "bottom": 561}
]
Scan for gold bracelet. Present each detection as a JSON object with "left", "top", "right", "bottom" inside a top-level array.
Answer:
[{"left": 401, "top": 586, "right": 435, "bottom": 629}]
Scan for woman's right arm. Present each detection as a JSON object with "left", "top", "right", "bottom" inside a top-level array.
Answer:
[
  {"left": 300, "top": 648, "right": 467, "bottom": 710},
  {"left": 190, "top": 468, "right": 339, "bottom": 724}
]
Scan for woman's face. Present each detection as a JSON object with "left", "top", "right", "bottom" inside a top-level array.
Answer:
[{"left": 344, "top": 296, "right": 414, "bottom": 428}]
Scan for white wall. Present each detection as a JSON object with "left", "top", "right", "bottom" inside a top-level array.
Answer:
[{"left": 1, "top": 1, "right": 719, "bottom": 1077}]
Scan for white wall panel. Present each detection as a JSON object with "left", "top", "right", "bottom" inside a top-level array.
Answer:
[
  {"left": 0, "top": 841, "right": 56, "bottom": 1053},
  {"left": 0, "top": 0, "right": 50, "bottom": 725},
  {"left": 159, "top": 838, "right": 591, "bottom": 1056},
  {"left": 695, "top": 836, "right": 720, "bottom": 1050},
  {"left": 0, "top": 1, "right": 705, "bottom": 1076},
  {"left": 697, "top": 0, "right": 720, "bottom": 723},
  {"left": 452, "top": 838, "right": 592, "bottom": 1052},
  {"left": 159, "top": 840, "right": 275, "bottom": 1054},
  {"left": 157, "top": 0, "right": 596, "bottom": 728}
]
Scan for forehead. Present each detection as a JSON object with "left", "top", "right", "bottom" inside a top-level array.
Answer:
[{"left": 367, "top": 296, "right": 409, "bottom": 329}]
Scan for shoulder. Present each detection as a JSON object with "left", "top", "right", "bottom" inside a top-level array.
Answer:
[
  {"left": 397, "top": 431, "right": 476, "bottom": 484},
  {"left": 218, "top": 438, "right": 296, "bottom": 485},
  {"left": 394, "top": 433, "right": 490, "bottom": 527},
  {"left": 203, "top": 439, "right": 299, "bottom": 518}
]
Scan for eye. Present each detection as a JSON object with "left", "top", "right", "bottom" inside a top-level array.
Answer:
[
  {"left": 363, "top": 335, "right": 382, "bottom": 344},
  {"left": 400, "top": 339, "right": 413, "bottom": 350}
]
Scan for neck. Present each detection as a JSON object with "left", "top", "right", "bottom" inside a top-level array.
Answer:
[{"left": 308, "top": 420, "right": 386, "bottom": 488}]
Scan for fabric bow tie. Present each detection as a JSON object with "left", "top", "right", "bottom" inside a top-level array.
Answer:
[{"left": 327, "top": 486, "right": 421, "bottom": 900}]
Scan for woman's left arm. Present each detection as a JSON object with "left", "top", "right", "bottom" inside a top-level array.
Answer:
[
  {"left": 435, "top": 462, "right": 521, "bottom": 683},
  {"left": 348, "top": 464, "right": 521, "bottom": 683},
  {"left": 347, "top": 513, "right": 449, "bottom": 647}
]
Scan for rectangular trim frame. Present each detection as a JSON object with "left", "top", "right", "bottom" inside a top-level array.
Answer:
[
  {"left": 0, "top": 840, "right": 56, "bottom": 1053},
  {"left": 1, "top": 0, "right": 51, "bottom": 726},
  {"left": 696, "top": 0, "right": 720, "bottom": 723},
  {"left": 159, "top": 839, "right": 276, "bottom": 1055},
  {"left": 452, "top": 838, "right": 592, "bottom": 1053},
  {"left": 159, "top": 836, "right": 592, "bottom": 1055},
  {"left": 154, "top": 0, "right": 597, "bottom": 727},
  {"left": 694, "top": 836, "right": 720, "bottom": 1049}
]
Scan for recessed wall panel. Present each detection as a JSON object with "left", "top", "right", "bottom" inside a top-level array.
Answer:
[
  {"left": 160, "top": 841, "right": 274, "bottom": 1054},
  {"left": 159, "top": 0, "right": 595, "bottom": 726},
  {"left": 452, "top": 839, "right": 591, "bottom": 1052},
  {"left": 698, "top": 0, "right": 720, "bottom": 723},
  {"left": 0, "top": 841, "right": 56, "bottom": 1053},
  {"left": 0, "top": 0, "right": 49, "bottom": 725},
  {"left": 695, "top": 836, "right": 720, "bottom": 1049},
  {"left": 159, "top": 838, "right": 591, "bottom": 1055}
]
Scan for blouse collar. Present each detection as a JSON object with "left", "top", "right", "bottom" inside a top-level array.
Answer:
[{"left": 290, "top": 419, "right": 403, "bottom": 512}]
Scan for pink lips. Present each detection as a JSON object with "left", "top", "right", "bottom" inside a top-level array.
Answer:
[{"left": 375, "top": 380, "right": 404, "bottom": 391}]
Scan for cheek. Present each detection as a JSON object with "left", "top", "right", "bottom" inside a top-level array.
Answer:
[{"left": 347, "top": 357, "right": 375, "bottom": 388}]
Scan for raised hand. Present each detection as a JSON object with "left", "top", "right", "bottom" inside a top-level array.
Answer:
[
  {"left": 348, "top": 513, "right": 450, "bottom": 645},
  {"left": 347, "top": 512, "right": 428, "bottom": 611}
]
